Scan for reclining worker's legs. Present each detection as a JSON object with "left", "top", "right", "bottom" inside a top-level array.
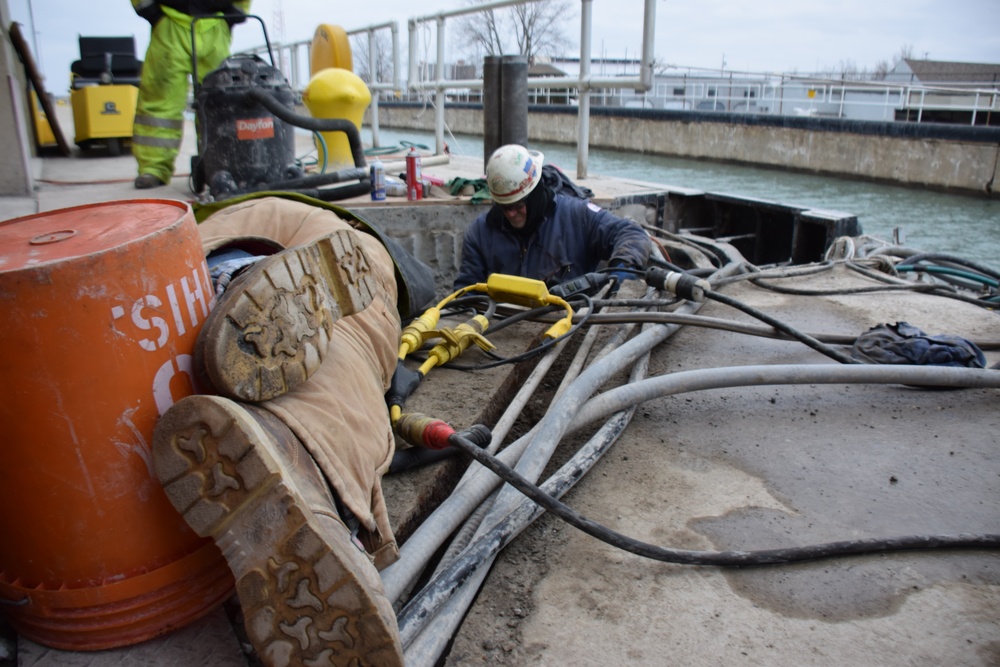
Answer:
[{"left": 153, "top": 197, "right": 404, "bottom": 666}]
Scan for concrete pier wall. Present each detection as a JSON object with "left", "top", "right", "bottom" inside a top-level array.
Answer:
[{"left": 370, "top": 103, "right": 1000, "bottom": 197}]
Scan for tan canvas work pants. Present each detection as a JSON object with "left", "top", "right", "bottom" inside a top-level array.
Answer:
[{"left": 197, "top": 197, "right": 401, "bottom": 568}]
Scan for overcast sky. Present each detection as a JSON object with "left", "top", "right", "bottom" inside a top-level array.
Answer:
[{"left": 8, "top": 0, "right": 1000, "bottom": 95}]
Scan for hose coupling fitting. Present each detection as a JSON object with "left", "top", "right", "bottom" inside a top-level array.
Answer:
[
  {"left": 645, "top": 267, "right": 711, "bottom": 302},
  {"left": 399, "top": 307, "right": 442, "bottom": 358},
  {"left": 394, "top": 412, "right": 456, "bottom": 450},
  {"left": 455, "top": 424, "right": 492, "bottom": 448}
]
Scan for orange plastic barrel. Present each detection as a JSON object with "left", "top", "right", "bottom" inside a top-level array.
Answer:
[{"left": 0, "top": 200, "right": 233, "bottom": 650}]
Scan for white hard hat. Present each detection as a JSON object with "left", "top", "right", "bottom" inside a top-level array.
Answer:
[{"left": 485, "top": 144, "right": 545, "bottom": 205}]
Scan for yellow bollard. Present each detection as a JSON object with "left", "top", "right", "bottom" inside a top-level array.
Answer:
[
  {"left": 302, "top": 68, "right": 372, "bottom": 172},
  {"left": 310, "top": 24, "right": 352, "bottom": 75}
]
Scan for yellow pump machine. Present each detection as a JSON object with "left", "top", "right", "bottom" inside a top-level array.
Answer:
[{"left": 69, "top": 36, "right": 142, "bottom": 156}]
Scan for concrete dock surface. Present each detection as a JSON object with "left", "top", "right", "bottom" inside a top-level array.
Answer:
[{"left": 1, "top": 104, "right": 998, "bottom": 667}]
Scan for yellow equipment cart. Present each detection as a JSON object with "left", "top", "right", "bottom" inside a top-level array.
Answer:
[{"left": 69, "top": 36, "right": 142, "bottom": 156}]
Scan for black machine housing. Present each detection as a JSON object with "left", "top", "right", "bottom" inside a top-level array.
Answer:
[
  {"left": 191, "top": 53, "right": 301, "bottom": 196},
  {"left": 190, "top": 15, "right": 370, "bottom": 201}
]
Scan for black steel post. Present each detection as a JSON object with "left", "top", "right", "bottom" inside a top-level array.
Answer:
[
  {"left": 499, "top": 54, "right": 529, "bottom": 149},
  {"left": 483, "top": 55, "right": 501, "bottom": 173}
]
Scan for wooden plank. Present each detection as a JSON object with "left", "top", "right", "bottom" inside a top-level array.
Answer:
[{"left": 6, "top": 21, "right": 71, "bottom": 156}]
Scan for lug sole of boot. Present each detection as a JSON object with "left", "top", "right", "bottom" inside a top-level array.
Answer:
[
  {"left": 153, "top": 395, "right": 403, "bottom": 667},
  {"left": 199, "top": 229, "right": 376, "bottom": 403}
]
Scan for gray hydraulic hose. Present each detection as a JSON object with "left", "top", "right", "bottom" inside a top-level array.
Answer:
[
  {"left": 573, "top": 363, "right": 1000, "bottom": 430},
  {"left": 247, "top": 87, "right": 368, "bottom": 168},
  {"left": 381, "top": 325, "right": 577, "bottom": 603},
  {"left": 401, "top": 292, "right": 653, "bottom": 659},
  {"left": 401, "top": 280, "right": 716, "bottom": 661},
  {"left": 400, "top": 352, "right": 650, "bottom": 661},
  {"left": 399, "top": 362, "right": 999, "bottom": 652},
  {"left": 384, "top": 263, "right": 739, "bottom": 612},
  {"left": 492, "top": 262, "right": 741, "bottom": 491},
  {"left": 381, "top": 297, "right": 609, "bottom": 603}
]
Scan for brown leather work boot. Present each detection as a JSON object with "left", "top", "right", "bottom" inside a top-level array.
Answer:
[
  {"left": 197, "top": 229, "right": 377, "bottom": 403},
  {"left": 153, "top": 394, "right": 403, "bottom": 667}
]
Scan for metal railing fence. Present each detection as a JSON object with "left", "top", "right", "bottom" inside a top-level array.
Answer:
[
  {"left": 239, "top": 3, "right": 997, "bottom": 175},
  {"left": 241, "top": 0, "right": 657, "bottom": 177}
]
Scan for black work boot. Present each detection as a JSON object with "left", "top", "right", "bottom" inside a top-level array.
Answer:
[
  {"left": 152, "top": 394, "right": 403, "bottom": 667},
  {"left": 134, "top": 173, "right": 166, "bottom": 189},
  {"left": 197, "top": 229, "right": 377, "bottom": 403}
]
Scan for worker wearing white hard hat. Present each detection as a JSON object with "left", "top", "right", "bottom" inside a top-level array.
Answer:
[{"left": 454, "top": 144, "right": 651, "bottom": 289}]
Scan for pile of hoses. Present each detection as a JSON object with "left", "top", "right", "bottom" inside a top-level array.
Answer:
[{"left": 385, "top": 230, "right": 999, "bottom": 665}]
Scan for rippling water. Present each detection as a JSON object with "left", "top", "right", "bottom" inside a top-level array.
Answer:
[{"left": 363, "top": 127, "right": 1000, "bottom": 270}]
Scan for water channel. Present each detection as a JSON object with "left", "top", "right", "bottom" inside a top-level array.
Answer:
[{"left": 361, "top": 127, "right": 1000, "bottom": 271}]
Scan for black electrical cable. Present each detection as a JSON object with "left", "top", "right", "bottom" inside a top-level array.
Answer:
[
  {"left": 485, "top": 290, "right": 602, "bottom": 336},
  {"left": 749, "top": 277, "right": 943, "bottom": 297},
  {"left": 647, "top": 255, "right": 696, "bottom": 274},
  {"left": 396, "top": 410, "right": 638, "bottom": 642},
  {"left": 526, "top": 309, "right": 1000, "bottom": 350},
  {"left": 447, "top": 432, "right": 1000, "bottom": 566},
  {"left": 482, "top": 295, "right": 673, "bottom": 332},
  {"left": 440, "top": 294, "right": 498, "bottom": 321},
  {"left": 704, "top": 290, "right": 859, "bottom": 365},
  {"left": 485, "top": 303, "right": 562, "bottom": 335},
  {"left": 592, "top": 297, "right": 683, "bottom": 309},
  {"left": 586, "top": 311, "right": 858, "bottom": 344},
  {"left": 675, "top": 237, "right": 727, "bottom": 267}
]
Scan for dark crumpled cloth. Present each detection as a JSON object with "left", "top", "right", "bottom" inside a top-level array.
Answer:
[
  {"left": 541, "top": 164, "right": 595, "bottom": 200},
  {"left": 851, "top": 321, "right": 986, "bottom": 368}
]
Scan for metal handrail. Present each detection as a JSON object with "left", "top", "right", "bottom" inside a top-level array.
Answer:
[
  {"left": 616, "top": 68, "right": 999, "bottom": 123},
  {"left": 346, "top": 21, "right": 401, "bottom": 149},
  {"left": 405, "top": 0, "right": 656, "bottom": 176},
  {"left": 240, "top": 4, "right": 996, "bottom": 173}
]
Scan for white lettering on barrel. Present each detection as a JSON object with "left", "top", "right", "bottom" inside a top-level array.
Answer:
[
  {"left": 182, "top": 267, "right": 209, "bottom": 324},
  {"left": 130, "top": 295, "right": 169, "bottom": 351},
  {"left": 153, "top": 354, "right": 195, "bottom": 415},
  {"left": 166, "top": 283, "right": 187, "bottom": 337},
  {"left": 112, "top": 261, "right": 214, "bottom": 352}
]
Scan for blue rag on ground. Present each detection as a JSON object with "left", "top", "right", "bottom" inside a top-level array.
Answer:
[{"left": 851, "top": 321, "right": 986, "bottom": 368}]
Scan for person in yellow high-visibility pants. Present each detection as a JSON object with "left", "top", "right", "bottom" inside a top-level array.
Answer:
[{"left": 131, "top": 0, "right": 251, "bottom": 189}]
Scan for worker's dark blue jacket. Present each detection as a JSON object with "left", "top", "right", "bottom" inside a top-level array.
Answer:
[{"left": 454, "top": 193, "right": 651, "bottom": 289}]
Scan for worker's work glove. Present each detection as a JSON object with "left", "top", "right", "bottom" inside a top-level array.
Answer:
[{"left": 607, "top": 261, "right": 638, "bottom": 295}]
